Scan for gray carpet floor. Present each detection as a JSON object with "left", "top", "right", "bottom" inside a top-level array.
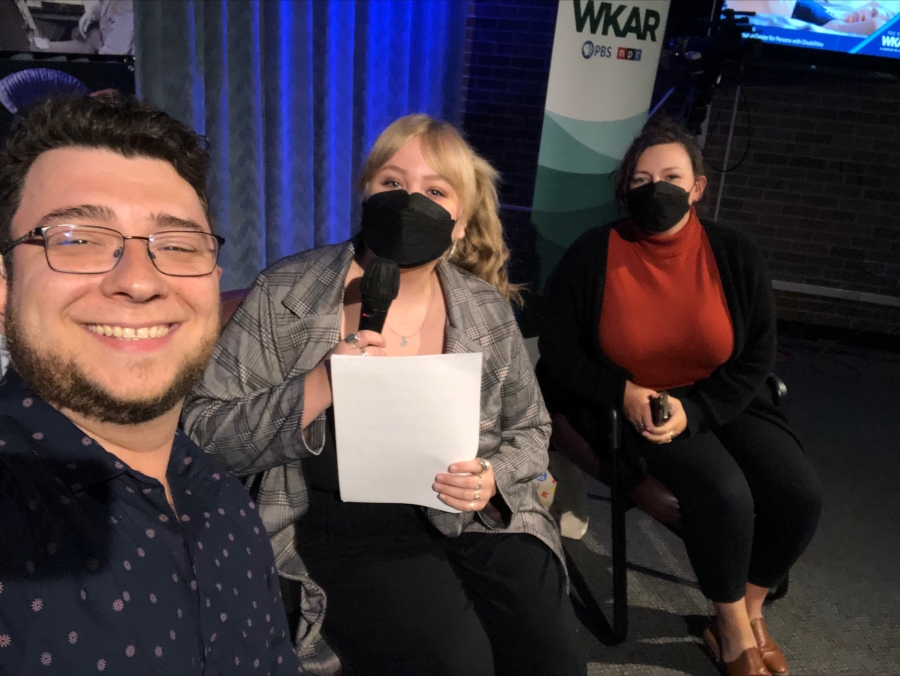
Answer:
[{"left": 562, "top": 339, "right": 900, "bottom": 675}]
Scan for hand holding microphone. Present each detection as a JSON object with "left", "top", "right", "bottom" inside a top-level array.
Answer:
[{"left": 333, "top": 257, "right": 400, "bottom": 358}]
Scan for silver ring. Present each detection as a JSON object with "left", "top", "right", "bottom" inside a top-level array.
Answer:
[
  {"left": 360, "top": 347, "right": 368, "bottom": 357},
  {"left": 476, "top": 475, "right": 483, "bottom": 491},
  {"left": 669, "top": 432, "right": 674, "bottom": 440},
  {"left": 469, "top": 501, "right": 475, "bottom": 511},
  {"left": 476, "top": 458, "right": 490, "bottom": 475},
  {"left": 474, "top": 490, "right": 480, "bottom": 501},
  {"left": 344, "top": 333, "right": 360, "bottom": 347}
]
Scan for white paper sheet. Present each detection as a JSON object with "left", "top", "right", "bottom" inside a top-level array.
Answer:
[{"left": 329, "top": 352, "right": 483, "bottom": 512}]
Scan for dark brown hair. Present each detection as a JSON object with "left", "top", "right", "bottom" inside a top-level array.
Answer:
[
  {"left": 613, "top": 116, "right": 705, "bottom": 210},
  {"left": 0, "top": 93, "right": 211, "bottom": 260}
]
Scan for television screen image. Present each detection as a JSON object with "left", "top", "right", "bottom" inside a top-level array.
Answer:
[
  {"left": 0, "top": 0, "right": 133, "bottom": 55},
  {"left": 724, "top": 0, "right": 900, "bottom": 58}
]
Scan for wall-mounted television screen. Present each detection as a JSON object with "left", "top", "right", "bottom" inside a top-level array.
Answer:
[{"left": 724, "top": 1, "right": 900, "bottom": 59}]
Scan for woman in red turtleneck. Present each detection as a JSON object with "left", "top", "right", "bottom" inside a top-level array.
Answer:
[{"left": 538, "top": 120, "right": 822, "bottom": 676}]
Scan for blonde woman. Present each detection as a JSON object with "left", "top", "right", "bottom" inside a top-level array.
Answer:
[{"left": 182, "top": 115, "right": 585, "bottom": 676}]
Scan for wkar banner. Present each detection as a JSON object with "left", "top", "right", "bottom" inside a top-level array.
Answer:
[{"left": 532, "top": 0, "right": 670, "bottom": 286}]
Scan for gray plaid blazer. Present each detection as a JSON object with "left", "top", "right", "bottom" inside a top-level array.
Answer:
[{"left": 182, "top": 241, "right": 560, "bottom": 674}]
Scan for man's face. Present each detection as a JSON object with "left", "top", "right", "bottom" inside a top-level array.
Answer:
[{"left": 0, "top": 147, "right": 221, "bottom": 424}]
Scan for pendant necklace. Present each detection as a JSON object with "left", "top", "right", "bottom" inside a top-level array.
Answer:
[{"left": 385, "top": 276, "right": 436, "bottom": 347}]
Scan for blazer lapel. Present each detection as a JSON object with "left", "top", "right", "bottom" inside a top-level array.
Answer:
[
  {"left": 281, "top": 242, "right": 355, "bottom": 321},
  {"left": 279, "top": 242, "right": 356, "bottom": 375},
  {"left": 438, "top": 259, "right": 486, "bottom": 356}
]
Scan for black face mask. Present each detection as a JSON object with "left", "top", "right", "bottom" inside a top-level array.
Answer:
[
  {"left": 360, "top": 190, "right": 456, "bottom": 268},
  {"left": 626, "top": 181, "right": 691, "bottom": 234}
]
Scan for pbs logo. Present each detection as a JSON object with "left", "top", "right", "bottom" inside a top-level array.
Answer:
[{"left": 582, "top": 40, "right": 611, "bottom": 59}]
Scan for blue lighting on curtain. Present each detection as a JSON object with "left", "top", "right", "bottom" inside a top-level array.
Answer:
[
  {"left": 249, "top": 1, "right": 265, "bottom": 263},
  {"left": 214, "top": 0, "right": 231, "bottom": 249},
  {"left": 277, "top": 0, "right": 295, "bottom": 257},
  {"left": 136, "top": 0, "right": 467, "bottom": 290},
  {"left": 319, "top": 0, "right": 355, "bottom": 248},
  {"left": 186, "top": 4, "right": 204, "bottom": 136}
]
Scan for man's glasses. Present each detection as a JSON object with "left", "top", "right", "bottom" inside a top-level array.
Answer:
[{"left": 1, "top": 224, "right": 226, "bottom": 277}]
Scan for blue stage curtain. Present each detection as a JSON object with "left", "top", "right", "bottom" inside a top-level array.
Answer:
[{"left": 134, "top": 0, "right": 466, "bottom": 291}]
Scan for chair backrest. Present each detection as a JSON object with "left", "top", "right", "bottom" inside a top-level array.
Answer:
[{"left": 220, "top": 288, "right": 250, "bottom": 332}]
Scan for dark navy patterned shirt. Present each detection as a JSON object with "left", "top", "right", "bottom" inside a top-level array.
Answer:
[{"left": 0, "top": 369, "right": 301, "bottom": 675}]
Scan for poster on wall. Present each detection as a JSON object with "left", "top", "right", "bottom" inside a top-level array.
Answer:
[
  {"left": 530, "top": 0, "right": 671, "bottom": 287},
  {"left": 0, "top": 0, "right": 133, "bottom": 55},
  {"left": 725, "top": 1, "right": 900, "bottom": 58}
]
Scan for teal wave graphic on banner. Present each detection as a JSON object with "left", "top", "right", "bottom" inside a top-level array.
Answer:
[
  {"left": 532, "top": 202, "right": 620, "bottom": 291},
  {"left": 544, "top": 110, "right": 649, "bottom": 162},
  {"left": 531, "top": 110, "right": 649, "bottom": 287},
  {"left": 532, "top": 164, "right": 615, "bottom": 213},
  {"left": 537, "top": 114, "right": 622, "bottom": 176}
]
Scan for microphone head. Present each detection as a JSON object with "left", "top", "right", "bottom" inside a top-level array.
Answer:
[{"left": 360, "top": 257, "right": 400, "bottom": 310}]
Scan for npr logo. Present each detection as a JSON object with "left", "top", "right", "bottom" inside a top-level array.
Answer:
[{"left": 617, "top": 47, "right": 642, "bottom": 61}]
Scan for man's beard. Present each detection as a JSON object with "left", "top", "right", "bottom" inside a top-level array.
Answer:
[{"left": 5, "top": 305, "right": 217, "bottom": 426}]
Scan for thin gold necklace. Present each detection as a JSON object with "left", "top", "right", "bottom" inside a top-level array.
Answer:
[{"left": 384, "top": 276, "right": 437, "bottom": 347}]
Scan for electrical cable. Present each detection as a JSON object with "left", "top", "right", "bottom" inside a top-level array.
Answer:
[{"left": 701, "top": 78, "right": 753, "bottom": 174}]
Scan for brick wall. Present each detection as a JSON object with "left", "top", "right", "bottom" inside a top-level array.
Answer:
[
  {"left": 461, "top": 0, "right": 900, "bottom": 337},
  {"left": 699, "top": 80, "right": 900, "bottom": 336},
  {"left": 460, "top": 0, "right": 558, "bottom": 291}
]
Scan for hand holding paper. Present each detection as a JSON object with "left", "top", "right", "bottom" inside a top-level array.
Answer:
[
  {"left": 434, "top": 458, "right": 496, "bottom": 512},
  {"left": 330, "top": 352, "right": 483, "bottom": 512}
]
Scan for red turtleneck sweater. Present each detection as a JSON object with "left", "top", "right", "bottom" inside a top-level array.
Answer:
[{"left": 599, "top": 209, "right": 734, "bottom": 391}]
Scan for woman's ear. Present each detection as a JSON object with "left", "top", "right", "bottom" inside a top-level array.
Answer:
[
  {"left": 691, "top": 175, "right": 708, "bottom": 204},
  {"left": 451, "top": 219, "right": 468, "bottom": 242}
]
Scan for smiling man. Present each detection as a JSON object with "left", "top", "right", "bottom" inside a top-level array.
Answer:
[{"left": 0, "top": 95, "right": 300, "bottom": 675}]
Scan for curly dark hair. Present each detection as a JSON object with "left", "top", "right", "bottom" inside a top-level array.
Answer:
[
  {"left": 0, "top": 93, "right": 211, "bottom": 266},
  {"left": 612, "top": 116, "right": 705, "bottom": 211}
]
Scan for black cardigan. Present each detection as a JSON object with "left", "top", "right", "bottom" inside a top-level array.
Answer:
[{"left": 537, "top": 218, "right": 792, "bottom": 460}]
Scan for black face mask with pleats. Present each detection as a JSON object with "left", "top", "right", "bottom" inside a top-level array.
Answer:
[
  {"left": 360, "top": 190, "right": 456, "bottom": 268},
  {"left": 626, "top": 181, "right": 691, "bottom": 234}
]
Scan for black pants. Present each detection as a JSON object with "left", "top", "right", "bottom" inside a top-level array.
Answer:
[
  {"left": 288, "top": 492, "right": 586, "bottom": 676},
  {"left": 629, "top": 411, "right": 823, "bottom": 603}
]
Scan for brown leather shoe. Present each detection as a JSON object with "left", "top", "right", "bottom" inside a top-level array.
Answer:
[
  {"left": 703, "top": 624, "right": 772, "bottom": 676},
  {"left": 750, "top": 617, "right": 789, "bottom": 675}
]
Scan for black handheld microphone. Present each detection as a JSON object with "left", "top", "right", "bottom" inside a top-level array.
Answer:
[{"left": 359, "top": 257, "right": 400, "bottom": 333}]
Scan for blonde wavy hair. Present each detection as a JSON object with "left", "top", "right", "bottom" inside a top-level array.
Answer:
[{"left": 357, "top": 114, "right": 522, "bottom": 305}]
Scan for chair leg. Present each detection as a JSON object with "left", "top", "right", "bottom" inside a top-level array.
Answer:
[
  {"left": 564, "top": 408, "right": 630, "bottom": 645},
  {"left": 564, "top": 482, "right": 628, "bottom": 646},
  {"left": 609, "top": 474, "right": 628, "bottom": 643},
  {"left": 609, "top": 409, "right": 628, "bottom": 643}
]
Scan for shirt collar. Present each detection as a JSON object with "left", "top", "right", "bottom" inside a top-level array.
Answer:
[
  {"left": 0, "top": 368, "right": 130, "bottom": 491},
  {"left": 0, "top": 368, "right": 217, "bottom": 493}
]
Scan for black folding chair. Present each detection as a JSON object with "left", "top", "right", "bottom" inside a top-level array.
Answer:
[{"left": 550, "top": 374, "right": 790, "bottom": 644}]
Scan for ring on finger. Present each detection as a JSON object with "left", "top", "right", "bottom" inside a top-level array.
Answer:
[
  {"left": 360, "top": 347, "right": 368, "bottom": 357},
  {"left": 469, "top": 501, "right": 475, "bottom": 511},
  {"left": 344, "top": 332, "right": 360, "bottom": 347},
  {"left": 475, "top": 475, "right": 483, "bottom": 491},
  {"left": 474, "top": 490, "right": 480, "bottom": 501},
  {"left": 476, "top": 458, "right": 491, "bottom": 474}
]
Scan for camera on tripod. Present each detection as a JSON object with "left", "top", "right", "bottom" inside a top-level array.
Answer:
[{"left": 666, "top": 6, "right": 756, "bottom": 134}]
